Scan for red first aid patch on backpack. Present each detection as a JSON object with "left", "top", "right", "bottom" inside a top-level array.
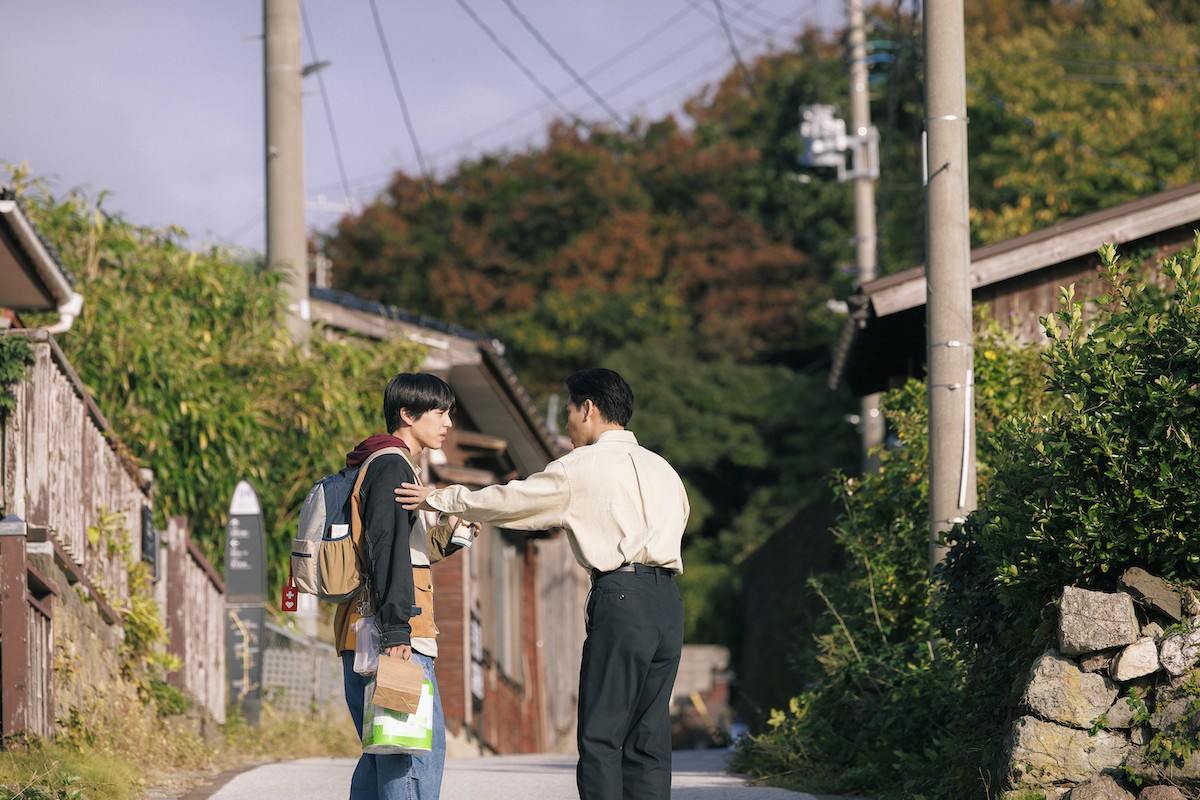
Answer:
[{"left": 281, "top": 584, "right": 298, "bottom": 613}]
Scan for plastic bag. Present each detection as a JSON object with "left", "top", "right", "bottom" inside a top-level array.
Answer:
[
  {"left": 361, "top": 677, "right": 435, "bottom": 754},
  {"left": 353, "top": 615, "right": 381, "bottom": 675}
]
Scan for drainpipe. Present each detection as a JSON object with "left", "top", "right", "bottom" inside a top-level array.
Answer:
[{"left": 44, "top": 292, "right": 85, "bottom": 335}]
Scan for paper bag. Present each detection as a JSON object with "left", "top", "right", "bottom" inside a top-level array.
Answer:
[{"left": 373, "top": 654, "right": 424, "bottom": 714}]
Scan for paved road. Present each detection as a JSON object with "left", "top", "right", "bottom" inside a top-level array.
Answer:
[{"left": 189, "top": 748, "right": 838, "bottom": 799}]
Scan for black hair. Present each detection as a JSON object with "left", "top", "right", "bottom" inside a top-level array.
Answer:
[
  {"left": 565, "top": 368, "right": 633, "bottom": 427},
  {"left": 383, "top": 373, "right": 455, "bottom": 433}
]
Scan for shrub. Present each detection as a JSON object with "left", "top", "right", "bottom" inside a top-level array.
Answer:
[
  {"left": 733, "top": 318, "right": 1057, "bottom": 799},
  {"left": 976, "top": 240, "right": 1200, "bottom": 616}
]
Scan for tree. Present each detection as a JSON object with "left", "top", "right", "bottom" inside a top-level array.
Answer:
[{"left": 13, "top": 172, "right": 424, "bottom": 585}]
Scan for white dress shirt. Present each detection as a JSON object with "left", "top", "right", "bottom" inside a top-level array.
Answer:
[{"left": 425, "top": 430, "right": 690, "bottom": 574}]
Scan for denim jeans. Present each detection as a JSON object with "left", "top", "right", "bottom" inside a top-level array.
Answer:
[{"left": 342, "top": 650, "right": 446, "bottom": 800}]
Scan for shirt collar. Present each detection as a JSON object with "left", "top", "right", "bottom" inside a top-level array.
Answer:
[{"left": 594, "top": 429, "right": 637, "bottom": 446}]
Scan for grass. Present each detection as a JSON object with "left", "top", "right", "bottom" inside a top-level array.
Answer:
[{"left": 0, "top": 703, "right": 361, "bottom": 800}]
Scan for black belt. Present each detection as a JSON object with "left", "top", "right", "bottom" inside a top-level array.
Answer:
[{"left": 591, "top": 563, "right": 675, "bottom": 581}]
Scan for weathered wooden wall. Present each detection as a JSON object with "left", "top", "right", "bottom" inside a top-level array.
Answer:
[
  {"left": 2, "top": 330, "right": 144, "bottom": 606},
  {"left": 535, "top": 533, "right": 588, "bottom": 753},
  {"left": 0, "top": 330, "right": 227, "bottom": 736},
  {"left": 165, "top": 516, "right": 226, "bottom": 723}
]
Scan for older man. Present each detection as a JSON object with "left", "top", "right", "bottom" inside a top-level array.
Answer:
[{"left": 396, "top": 367, "right": 690, "bottom": 800}]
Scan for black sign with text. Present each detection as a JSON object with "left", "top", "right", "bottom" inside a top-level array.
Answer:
[{"left": 224, "top": 480, "right": 266, "bottom": 724}]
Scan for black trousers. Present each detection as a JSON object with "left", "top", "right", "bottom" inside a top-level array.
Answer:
[{"left": 577, "top": 567, "right": 684, "bottom": 800}]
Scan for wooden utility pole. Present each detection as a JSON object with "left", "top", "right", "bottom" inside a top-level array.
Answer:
[
  {"left": 265, "top": 0, "right": 309, "bottom": 344},
  {"left": 847, "top": 0, "right": 883, "bottom": 472},
  {"left": 924, "top": 0, "right": 975, "bottom": 567}
]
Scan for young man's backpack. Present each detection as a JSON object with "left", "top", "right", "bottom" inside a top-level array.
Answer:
[{"left": 291, "top": 447, "right": 406, "bottom": 603}]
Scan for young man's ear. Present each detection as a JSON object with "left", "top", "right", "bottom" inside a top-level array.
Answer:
[{"left": 399, "top": 408, "right": 417, "bottom": 427}]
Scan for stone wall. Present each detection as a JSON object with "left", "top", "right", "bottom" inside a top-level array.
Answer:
[
  {"left": 30, "top": 548, "right": 155, "bottom": 739},
  {"left": 1006, "top": 568, "right": 1200, "bottom": 800}
]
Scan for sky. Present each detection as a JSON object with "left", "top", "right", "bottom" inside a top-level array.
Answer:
[{"left": 4, "top": 0, "right": 841, "bottom": 253}]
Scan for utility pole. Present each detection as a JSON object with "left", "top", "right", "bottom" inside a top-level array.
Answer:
[
  {"left": 264, "top": 0, "right": 309, "bottom": 345},
  {"left": 798, "top": 12, "right": 882, "bottom": 474},
  {"left": 847, "top": 0, "right": 883, "bottom": 472},
  {"left": 924, "top": 0, "right": 975, "bottom": 567}
]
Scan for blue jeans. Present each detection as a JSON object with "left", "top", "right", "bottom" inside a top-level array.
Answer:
[{"left": 342, "top": 650, "right": 446, "bottom": 800}]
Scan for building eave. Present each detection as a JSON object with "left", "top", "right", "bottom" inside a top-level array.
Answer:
[{"left": 0, "top": 196, "right": 76, "bottom": 311}]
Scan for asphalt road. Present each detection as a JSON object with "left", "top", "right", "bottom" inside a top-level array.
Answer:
[{"left": 187, "top": 748, "right": 841, "bottom": 799}]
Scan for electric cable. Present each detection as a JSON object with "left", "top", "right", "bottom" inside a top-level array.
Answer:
[
  {"left": 708, "top": 0, "right": 758, "bottom": 98},
  {"left": 497, "top": 0, "right": 627, "bottom": 128},
  {"left": 314, "top": 1, "right": 824, "bottom": 203},
  {"left": 367, "top": 0, "right": 434, "bottom": 190},
  {"left": 452, "top": 0, "right": 581, "bottom": 123},
  {"left": 301, "top": 3, "right": 356, "bottom": 214},
  {"left": 364, "top": 0, "right": 484, "bottom": 314}
]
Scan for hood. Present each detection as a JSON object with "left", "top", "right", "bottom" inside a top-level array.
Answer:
[{"left": 346, "top": 434, "right": 409, "bottom": 468}]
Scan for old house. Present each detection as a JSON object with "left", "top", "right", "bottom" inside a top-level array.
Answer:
[
  {"left": 0, "top": 195, "right": 226, "bottom": 738},
  {"left": 833, "top": 180, "right": 1200, "bottom": 395},
  {"left": 310, "top": 287, "right": 588, "bottom": 755}
]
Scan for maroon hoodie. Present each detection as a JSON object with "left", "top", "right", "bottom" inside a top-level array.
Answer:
[{"left": 345, "top": 433, "right": 408, "bottom": 468}]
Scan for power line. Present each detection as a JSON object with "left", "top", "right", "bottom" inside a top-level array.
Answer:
[
  {"left": 366, "top": 0, "right": 434, "bottom": 189},
  {"left": 497, "top": 0, "right": 627, "bottom": 128},
  {"left": 421, "top": 3, "right": 734, "bottom": 164},
  {"left": 452, "top": 0, "right": 581, "bottom": 123},
  {"left": 311, "top": 0, "right": 823, "bottom": 200},
  {"left": 707, "top": 0, "right": 758, "bottom": 98},
  {"left": 301, "top": 3, "right": 355, "bottom": 213},
  {"left": 727, "top": 0, "right": 799, "bottom": 27},
  {"left": 366, "top": 0, "right": 486, "bottom": 315}
]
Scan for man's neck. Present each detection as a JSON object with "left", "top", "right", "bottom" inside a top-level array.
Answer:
[
  {"left": 585, "top": 424, "right": 623, "bottom": 446},
  {"left": 392, "top": 428, "right": 423, "bottom": 455}
]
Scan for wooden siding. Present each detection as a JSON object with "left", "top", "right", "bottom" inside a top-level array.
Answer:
[
  {"left": 165, "top": 516, "right": 227, "bottom": 723},
  {"left": 3, "top": 331, "right": 146, "bottom": 608},
  {"left": 1, "top": 329, "right": 228, "bottom": 733},
  {"left": 535, "top": 533, "right": 588, "bottom": 752}
]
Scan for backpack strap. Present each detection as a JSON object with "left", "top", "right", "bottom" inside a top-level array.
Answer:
[
  {"left": 351, "top": 446, "right": 409, "bottom": 496},
  {"left": 349, "top": 446, "right": 411, "bottom": 610}
]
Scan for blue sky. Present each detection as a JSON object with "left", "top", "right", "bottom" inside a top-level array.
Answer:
[{"left": 3, "top": 1, "right": 840, "bottom": 251}]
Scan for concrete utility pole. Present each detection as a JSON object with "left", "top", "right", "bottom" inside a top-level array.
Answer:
[
  {"left": 265, "top": 0, "right": 309, "bottom": 344},
  {"left": 924, "top": 0, "right": 975, "bottom": 567},
  {"left": 847, "top": 0, "right": 883, "bottom": 472}
]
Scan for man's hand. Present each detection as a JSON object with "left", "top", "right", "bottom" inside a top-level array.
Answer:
[
  {"left": 396, "top": 482, "right": 434, "bottom": 511},
  {"left": 384, "top": 644, "right": 412, "bottom": 660}
]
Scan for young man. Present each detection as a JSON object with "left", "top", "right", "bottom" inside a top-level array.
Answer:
[
  {"left": 337, "top": 372, "right": 473, "bottom": 800},
  {"left": 396, "top": 368, "right": 690, "bottom": 800}
]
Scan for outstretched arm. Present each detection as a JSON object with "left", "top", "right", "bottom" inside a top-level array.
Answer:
[{"left": 395, "top": 463, "right": 571, "bottom": 532}]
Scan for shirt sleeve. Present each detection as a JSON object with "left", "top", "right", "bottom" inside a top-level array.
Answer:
[
  {"left": 426, "top": 461, "right": 570, "bottom": 532},
  {"left": 361, "top": 455, "right": 416, "bottom": 648}
]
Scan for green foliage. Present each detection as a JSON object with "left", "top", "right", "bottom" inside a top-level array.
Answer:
[
  {"left": 967, "top": 0, "right": 1200, "bottom": 243},
  {"left": 0, "top": 739, "right": 142, "bottom": 800},
  {"left": 734, "top": 320, "right": 1059, "bottom": 799},
  {"left": 145, "top": 679, "right": 191, "bottom": 719},
  {"left": 8, "top": 172, "right": 424, "bottom": 589},
  {"left": 0, "top": 334, "right": 33, "bottom": 419},
  {"left": 1143, "top": 670, "right": 1200, "bottom": 767},
  {"left": 975, "top": 240, "right": 1200, "bottom": 616}
]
